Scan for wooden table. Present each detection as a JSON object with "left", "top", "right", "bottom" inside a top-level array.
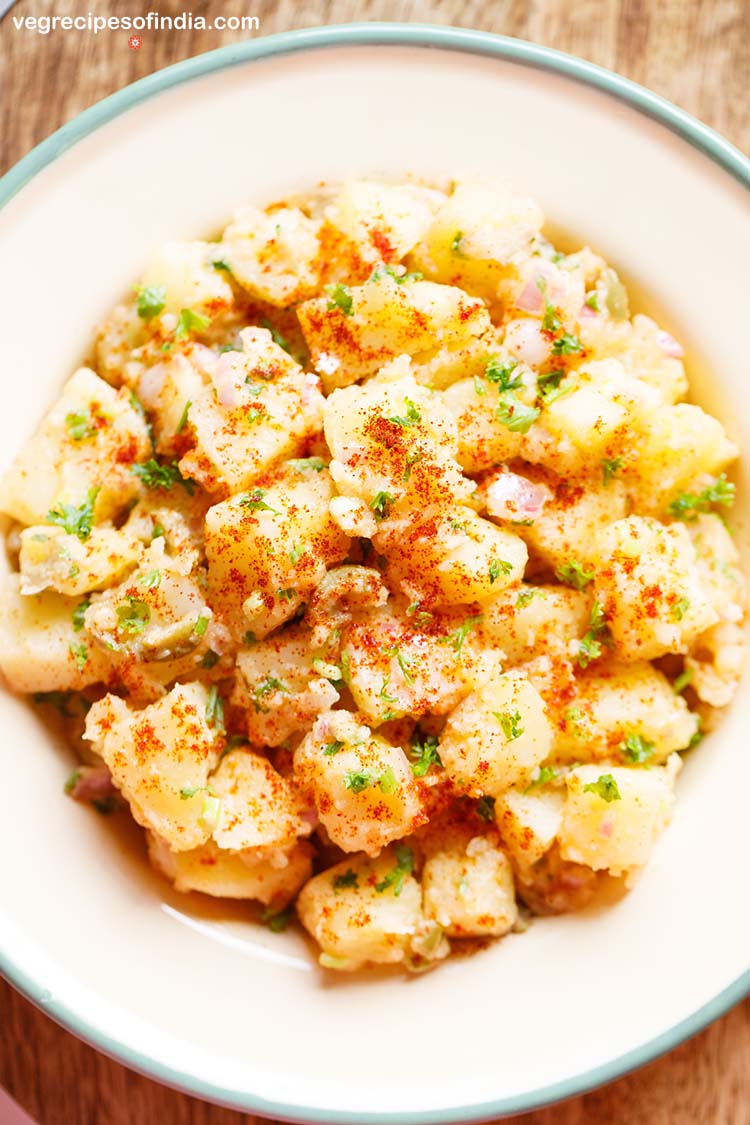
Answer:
[{"left": 1, "top": 1, "right": 749, "bottom": 1121}]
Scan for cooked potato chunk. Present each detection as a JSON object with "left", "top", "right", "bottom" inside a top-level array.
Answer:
[
  {"left": 220, "top": 205, "right": 322, "bottom": 306},
  {"left": 376, "top": 507, "right": 527, "bottom": 607},
  {"left": 482, "top": 585, "right": 589, "bottom": 665},
  {"left": 594, "top": 516, "right": 718, "bottom": 660},
  {"left": 205, "top": 462, "right": 349, "bottom": 639},
  {"left": 19, "top": 525, "right": 140, "bottom": 597},
  {"left": 234, "top": 629, "right": 340, "bottom": 746},
  {"left": 294, "top": 711, "right": 425, "bottom": 855},
  {"left": 296, "top": 848, "right": 425, "bottom": 970},
  {"left": 85, "top": 682, "right": 223, "bottom": 851},
  {"left": 0, "top": 574, "right": 111, "bottom": 692},
  {"left": 139, "top": 240, "right": 233, "bottom": 315},
  {"left": 326, "top": 180, "right": 445, "bottom": 264},
  {"left": 513, "top": 475, "right": 628, "bottom": 571},
  {"left": 438, "top": 671, "right": 553, "bottom": 796},
  {"left": 209, "top": 748, "right": 309, "bottom": 855},
  {"left": 422, "top": 833, "right": 517, "bottom": 937},
  {"left": 298, "top": 270, "right": 490, "bottom": 390},
  {"left": 633, "top": 404, "right": 737, "bottom": 512},
  {"left": 495, "top": 786, "right": 565, "bottom": 870},
  {"left": 178, "top": 328, "right": 325, "bottom": 494},
  {"left": 559, "top": 758, "right": 680, "bottom": 877},
  {"left": 0, "top": 367, "right": 151, "bottom": 527},
  {"left": 148, "top": 833, "right": 312, "bottom": 905}
]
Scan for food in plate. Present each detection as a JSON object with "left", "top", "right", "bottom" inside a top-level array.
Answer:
[{"left": 0, "top": 178, "right": 745, "bottom": 973}]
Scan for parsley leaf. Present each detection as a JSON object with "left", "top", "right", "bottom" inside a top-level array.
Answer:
[
  {"left": 451, "top": 231, "right": 465, "bottom": 255},
  {"left": 69, "top": 642, "right": 88, "bottom": 671},
  {"left": 288, "top": 456, "right": 327, "bottom": 473},
  {"left": 261, "top": 906, "right": 293, "bottom": 933},
  {"left": 408, "top": 732, "right": 443, "bottom": 778},
  {"left": 489, "top": 558, "right": 513, "bottom": 583},
  {"left": 555, "top": 559, "right": 595, "bottom": 590},
  {"left": 668, "top": 474, "right": 735, "bottom": 520},
  {"left": 342, "top": 768, "right": 378, "bottom": 794},
  {"left": 333, "top": 869, "right": 359, "bottom": 892},
  {"left": 65, "top": 409, "right": 97, "bottom": 442},
  {"left": 252, "top": 677, "right": 288, "bottom": 714},
  {"left": 493, "top": 709, "right": 524, "bottom": 741},
  {"left": 601, "top": 457, "right": 624, "bottom": 485},
  {"left": 495, "top": 394, "right": 540, "bottom": 434},
  {"left": 323, "top": 740, "right": 344, "bottom": 757},
  {"left": 131, "top": 458, "right": 195, "bottom": 494},
  {"left": 175, "top": 308, "right": 210, "bottom": 339},
  {"left": 582, "top": 773, "right": 621, "bottom": 802},
  {"left": 671, "top": 596, "right": 690, "bottom": 621},
  {"left": 551, "top": 331, "right": 584, "bottom": 356},
  {"left": 476, "top": 795, "right": 496, "bottom": 822},
  {"left": 439, "top": 614, "right": 483, "bottom": 656},
  {"left": 259, "top": 318, "right": 290, "bottom": 352},
  {"left": 175, "top": 401, "right": 191, "bottom": 434},
  {"left": 46, "top": 488, "right": 99, "bottom": 542},
  {"left": 620, "top": 732, "right": 656, "bottom": 765},
  {"left": 485, "top": 357, "right": 522, "bottom": 392},
  {"left": 116, "top": 597, "right": 150, "bottom": 635},
  {"left": 72, "top": 597, "right": 91, "bottom": 632},
  {"left": 369, "top": 490, "right": 395, "bottom": 520},
  {"left": 239, "top": 488, "right": 282, "bottom": 515},
  {"left": 387, "top": 398, "right": 421, "bottom": 428},
  {"left": 524, "top": 765, "right": 559, "bottom": 792},
  {"left": 374, "top": 844, "right": 414, "bottom": 896},
  {"left": 136, "top": 285, "right": 166, "bottom": 320},
  {"left": 205, "top": 685, "right": 225, "bottom": 734},
  {"left": 325, "top": 283, "right": 354, "bottom": 316}
]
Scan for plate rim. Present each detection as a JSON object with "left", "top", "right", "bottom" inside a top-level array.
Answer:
[{"left": 0, "top": 21, "right": 748, "bottom": 1122}]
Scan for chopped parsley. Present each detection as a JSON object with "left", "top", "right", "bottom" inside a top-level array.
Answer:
[
  {"left": 601, "top": 457, "right": 624, "bottom": 485},
  {"left": 277, "top": 587, "right": 296, "bottom": 602},
  {"left": 387, "top": 397, "right": 421, "bottom": 428},
  {"left": 493, "top": 709, "right": 524, "bottom": 741},
  {"left": 378, "top": 766, "right": 398, "bottom": 795},
  {"left": 175, "top": 308, "right": 210, "bottom": 339},
  {"left": 342, "top": 768, "right": 378, "bottom": 794},
  {"left": 439, "top": 614, "right": 482, "bottom": 656},
  {"left": 200, "top": 649, "right": 220, "bottom": 669},
  {"left": 136, "top": 285, "right": 166, "bottom": 320},
  {"left": 333, "top": 869, "right": 359, "bottom": 892},
  {"left": 369, "top": 490, "right": 395, "bottom": 520},
  {"left": 72, "top": 597, "right": 91, "bottom": 632},
  {"left": 551, "top": 331, "right": 584, "bottom": 357},
  {"left": 193, "top": 614, "right": 210, "bottom": 638},
  {"left": 577, "top": 598, "right": 610, "bottom": 669},
  {"left": 46, "top": 488, "right": 99, "bottom": 542},
  {"left": 577, "top": 633, "right": 602, "bottom": 669},
  {"left": 402, "top": 450, "right": 424, "bottom": 482},
  {"left": 69, "top": 642, "right": 88, "bottom": 671},
  {"left": 476, "top": 795, "right": 496, "bottom": 822},
  {"left": 673, "top": 668, "right": 693, "bottom": 695},
  {"left": 375, "top": 844, "right": 414, "bottom": 896},
  {"left": 179, "top": 785, "right": 208, "bottom": 800},
  {"left": 212, "top": 258, "right": 232, "bottom": 272},
  {"left": 516, "top": 588, "right": 543, "bottom": 607},
  {"left": 582, "top": 773, "right": 621, "bottom": 802},
  {"left": 489, "top": 558, "right": 513, "bottom": 583},
  {"left": 253, "top": 677, "right": 289, "bottom": 713},
  {"left": 668, "top": 474, "right": 735, "bottom": 520},
  {"left": 131, "top": 458, "right": 195, "bottom": 494},
  {"left": 524, "top": 765, "right": 559, "bottom": 792},
  {"left": 620, "top": 732, "right": 656, "bottom": 765},
  {"left": 259, "top": 318, "right": 291, "bottom": 352},
  {"left": 451, "top": 231, "right": 465, "bottom": 255},
  {"left": 408, "top": 732, "right": 443, "bottom": 778},
  {"left": 246, "top": 405, "right": 266, "bottom": 425},
  {"left": 288, "top": 542, "right": 306, "bottom": 565},
  {"left": 116, "top": 597, "right": 151, "bottom": 635},
  {"left": 288, "top": 456, "right": 327, "bottom": 473},
  {"left": 239, "top": 488, "right": 282, "bottom": 515},
  {"left": 671, "top": 596, "right": 690, "bottom": 621},
  {"left": 584, "top": 291, "right": 600, "bottom": 311},
  {"left": 325, "top": 283, "right": 354, "bottom": 316},
  {"left": 261, "top": 906, "right": 293, "bottom": 933},
  {"left": 555, "top": 559, "right": 595, "bottom": 590},
  {"left": 495, "top": 395, "right": 540, "bottom": 434},
  {"left": 64, "top": 769, "right": 81, "bottom": 795},
  {"left": 137, "top": 569, "right": 162, "bottom": 589},
  {"left": 65, "top": 409, "right": 97, "bottom": 442},
  {"left": 382, "top": 643, "right": 418, "bottom": 685},
  {"left": 485, "top": 357, "right": 522, "bottom": 392},
  {"left": 323, "top": 740, "right": 344, "bottom": 757},
  {"left": 541, "top": 300, "right": 562, "bottom": 334}
]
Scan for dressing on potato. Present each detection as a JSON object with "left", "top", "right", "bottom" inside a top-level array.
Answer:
[{"left": 0, "top": 177, "right": 745, "bottom": 974}]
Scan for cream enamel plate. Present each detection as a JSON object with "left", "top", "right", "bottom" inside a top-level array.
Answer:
[{"left": 0, "top": 25, "right": 748, "bottom": 1122}]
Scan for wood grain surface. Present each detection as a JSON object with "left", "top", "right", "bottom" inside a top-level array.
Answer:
[{"left": 1, "top": 1, "right": 749, "bottom": 1122}]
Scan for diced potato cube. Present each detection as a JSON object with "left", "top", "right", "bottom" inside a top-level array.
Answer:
[
  {"left": 0, "top": 367, "right": 151, "bottom": 527},
  {"left": 517, "top": 476, "right": 628, "bottom": 571},
  {"left": 234, "top": 629, "right": 340, "bottom": 746},
  {"left": 84, "top": 682, "right": 223, "bottom": 851},
  {"left": 148, "top": 833, "right": 312, "bottom": 905},
  {"left": 686, "top": 514, "right": 745, "bottom": 625},
  {"left": 375, "top": 507, "right": 527, "bottom": 607},
  {"left": 341, "top": 604, "right": 501, "bottom": 726},
  {"left": 178, "top": 328, "right": 325, "bottom": 495},
  {"left": 577, "top": 314, "right": 688, "bottom": 404},
  {"left": 594, "top": 516, "right": 718, "bottom": 660},
  {"left": 139, "top": 240, "right": 233, "bottom": 315},
  {"left": 422, "top": 834, "right": 517, "bottom": 937},
  {"left": 327, "top": 179, "right": 446, "bottom": 263},
  {"left": 136, "top": 353, "right": 207, "bottom": 455},
  {"left": 298, "top": 270, "right": 490, "bottom": 390},
  {"left": 220, "top": 205, "right": 321, "bottom": 306},
  {"left": 559, "top": 758, "right": 680, "bottom": 877},
  {"left": 84, "top": 539, "right": 211, "bottom": 662},
  {"left": 210, "top": 748, "right": 309, "bottom": 854},
  {"left": 495, "top": 786, "right": 564, "bottom": 870},
  {"left": 296, "top": 848, "right": 424, "bottom": 970},
  {"left": 441, "top": 377, "right": 525, "bottom": 473},
  {"left": 634, "top": 404, "right": 738, "bottom": 512},
  {"left": 205, "top": 462, "right": 349, "bottom": 640},
  {"left": 410, "top": 329, "right": 504, "bottom": 390},
  {"left": 686, "top": 622, "right": 747, "bottom": 707},
  {"left": 481, "top": 585, "right": 589, "bottom": 666},
  {"left": 553, "top": 662, "right": 698, "bottom": 761},
  {"left": 411, "top": 179, "right": 544, "bottom": 298},
  {"left": 438, "top": 671, "right": 553, "bottom": 796},
  {"left": 0, "top": 574, "right": 111, "bottom": 693},
  {"left": 19, "top": 525, "right": 140, "bottom": 596},
  {"left": 323, "top": 372, "right": 468, "bottom": 515},
  {"left": 294, "top": 710, "right": 425, "bottom": 855}
]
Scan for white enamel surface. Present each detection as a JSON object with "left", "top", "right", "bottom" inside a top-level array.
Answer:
[{"left": 0, "top": 45, "right": 748, "bottom": 1118}]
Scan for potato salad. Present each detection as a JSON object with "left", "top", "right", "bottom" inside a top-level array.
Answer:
[{"left": 0, "top": 178, "right": 745, "bottom": 973}]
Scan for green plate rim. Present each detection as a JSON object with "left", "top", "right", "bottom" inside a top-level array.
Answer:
[{"left": 1, "top": 22, "right": 748, "bottom": 1122}]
